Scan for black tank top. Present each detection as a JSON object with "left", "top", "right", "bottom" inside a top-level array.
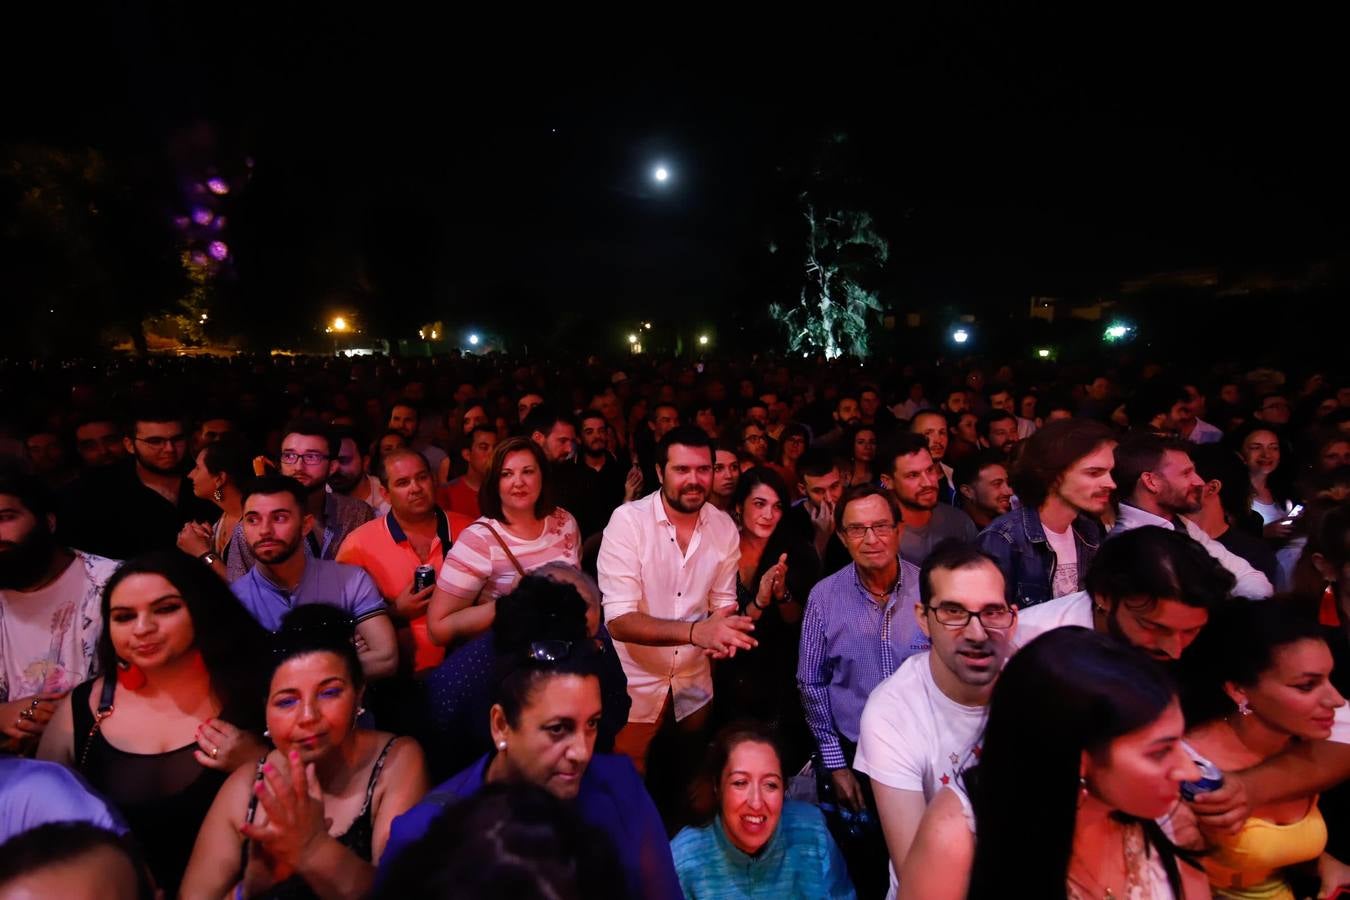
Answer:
[
  {"left": 73, "top": 678, "right": 227, "bottom": 898},
  {"left": 241, "top": 736, "right": 400, "bottom": 900}
]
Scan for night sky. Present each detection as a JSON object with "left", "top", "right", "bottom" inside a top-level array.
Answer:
[{"left": 4, "top": 9, "right": 1346, "bottom": 352}]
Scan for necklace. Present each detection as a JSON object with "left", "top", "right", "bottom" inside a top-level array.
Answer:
[{"left": 1067, "top": 820, "right": 1152, "bottom": 900}]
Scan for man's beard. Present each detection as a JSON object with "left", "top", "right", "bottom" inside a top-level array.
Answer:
[
  {"left": 663, "top": 483, "right": 707, "bottom": 514},
  {"left": 328, "top": 471, "right": 362, "bottom": 493},
  {"left": 0, "top": 525, "right": 58, "bottom": 590},
  {"left": 135, "top": 450, "right": 184, "bottom": 477},
  {"left": 251, "top": 537, "right": 302, "bottom": 566}
]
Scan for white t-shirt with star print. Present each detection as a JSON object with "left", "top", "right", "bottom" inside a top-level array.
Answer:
[{"left": 855, "top": 651, "right": 988, "bottom": 899}]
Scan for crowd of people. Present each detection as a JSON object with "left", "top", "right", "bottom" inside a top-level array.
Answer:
[{"left": 2, "top": 349, "right": 1350, "bottom": 899}]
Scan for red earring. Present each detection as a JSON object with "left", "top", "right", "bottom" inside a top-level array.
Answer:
[{"left": 1319, "top": 583, "right": 1340, "bottom": 628}]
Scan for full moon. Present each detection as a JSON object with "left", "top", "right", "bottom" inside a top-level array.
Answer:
[{"left": 653, "top": 166, "right": 669, "bottom": 183}]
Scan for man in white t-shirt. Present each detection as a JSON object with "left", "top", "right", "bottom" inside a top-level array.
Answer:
[
  {"left": 1016, "top": 525, "right": 1233, "bottom": 662},
  {"left": 855, "top": 542, "right": 1017, "bottom": 899},
  {"left": 1, "top": 474, "right": 119, "bottom": 745}
]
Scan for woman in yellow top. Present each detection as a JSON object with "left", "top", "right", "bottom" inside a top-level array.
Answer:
[{"left": 1184, "top": 598, "right": 1347, "bottom": 899}]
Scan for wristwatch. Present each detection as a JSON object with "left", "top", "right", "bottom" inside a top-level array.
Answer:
[{"left": 199, "top": 551, "right": 219, "bottom": 566}]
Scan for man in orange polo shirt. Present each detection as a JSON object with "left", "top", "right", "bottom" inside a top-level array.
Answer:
[{"left": 337, "top": 448, "right": 473, "bottom": 674}]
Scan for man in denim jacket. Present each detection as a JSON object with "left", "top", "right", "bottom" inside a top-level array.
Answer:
[{"left": 977, "top": 419, "right": 1117, "bottom": 608}]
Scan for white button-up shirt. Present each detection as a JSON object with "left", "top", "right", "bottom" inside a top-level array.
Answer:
[
  {"left": 1111, "top": 503, "right": 1273, "bottom": 598},
  {"left": 598, "top": 491, "right": 739, "bottom": 723}
]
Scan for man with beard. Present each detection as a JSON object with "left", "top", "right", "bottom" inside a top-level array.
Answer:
[
  {"left": 231, "top": 476, "right": 396, "bottom": 679},
  {"left": 881, "top": 434, "right": 977, "bottom": 568},
  {"left": 977, "top": 419, "right": 1116, "bottom": 607},
  {"left": 598, "top": 425, "right": 751, "bottom": 776},
  {"left": 1014, "top": 525, "right": 1233, "bottom": 662},
  {"left": 560, "top": 411, "right": 636, "bottom": 540},
  {"left": 953, "top": 451, "right": 1015, "bottom": 530},
  {"left": 328, "top": 427, "right": 388, "bottom": 515},
  {"left": 71, "top": 414, "right": 127, "bottom": 471},
  {"left": 977, "top": 409, "right": 1020, "bottom": 460},
  {"left": 277, "top": 419, "right": 374, "bottom": 560},
  {"left": 338, "top": 449, "right": 472, "bottom": 676},
  {"left": 1109, "top": 434, "right": 1272, "bottom": 597},
  {"left": 0, "top": 474, "right": 119, "bottom": 747},
  {"left": 855, "top": 543, "right": 1017, "bottom": 900},
  {"left": 59, "top": 407, "right": 218, "bottom": 559},
  {"left": 909, "top": 411, "right": 956, "bottom": 504}
]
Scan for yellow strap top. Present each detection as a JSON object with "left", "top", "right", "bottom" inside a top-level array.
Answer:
[{"left": 1203, "top": 800, "right": 1326, "bottom": 900}]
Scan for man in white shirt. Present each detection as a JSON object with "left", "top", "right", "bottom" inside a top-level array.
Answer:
[
  {"left": 598, "top": 425, "right": 752, "bottom": 775},
  {"left": 1, "top": 474, "right": 118, "bottom": 745},
  {"left": 1016, "top": 525, "right": 1234, "bottom": 660},
  {"left": 855, "top": 543, "right": 1016, "bottom": 899},
  {"left": 1108, "top": 434, "right": 1273, "bottom": 598}
]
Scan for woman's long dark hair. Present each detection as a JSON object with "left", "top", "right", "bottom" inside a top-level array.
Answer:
[
  {"left": 99, "top": 550, "right": 268, "bottom": 730},
  {"left": 966, "top": 627, "right": 1189, "bottom": 900},
  {"left": 731, "top": 466, "right": 820, "bottom": 601},
  {"left": 1228, "top": 420, "right": 1296, "bottom": 507}
]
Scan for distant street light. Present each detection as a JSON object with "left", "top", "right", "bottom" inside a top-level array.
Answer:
[
  {"left": 951, "top": 328, "right": 970, "bottom": 344},
  {"left": 468, "top": 333, "right": 480, "bottom": 346},
  {"left": 1037, "top": 348, "right": 1051, "bottom": 358},
  {"left": 627, "top": 333, "right": 638, "bottom": 344},
  {"left": 653, "top": 167, "right": 669, "bottom": 183},
  {"left": 698, "top": 334, "right": 709, "bottom": 345},
  {"left": 332, "top": 317, "right": 348, "bottom": 332},
  {"left": 1104, "top": 322, "right": 1134, "bottom": 342}
]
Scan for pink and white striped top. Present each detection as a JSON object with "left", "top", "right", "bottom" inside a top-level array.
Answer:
[{"left": 435, "top": 508, "right": 580, "bottom": 603}]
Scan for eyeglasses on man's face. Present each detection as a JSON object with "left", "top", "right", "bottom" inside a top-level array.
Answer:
[
  {"left": 841, "top": 522, "right": 896, "bottom": 540},
  {"left": 927, "top": 602, "right": 1015, "bottom": 630},
  {"left": 280, "top": 450, "right": 331, "bottom": 466},
  {"left": 134, "top": 435, "right": 187, "bottom": 449}
]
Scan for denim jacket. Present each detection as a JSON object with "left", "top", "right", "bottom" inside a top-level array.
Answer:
[{"left": 976, "top": 506, "right": 1104, "bottom": 608}]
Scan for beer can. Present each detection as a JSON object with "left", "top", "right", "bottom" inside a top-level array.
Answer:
[
  {"left": 1179, "top": 741, "right": 1225, "bottom": 801},
  {"left": 413, "top": 565, "right": 435, "bottom": 592}
]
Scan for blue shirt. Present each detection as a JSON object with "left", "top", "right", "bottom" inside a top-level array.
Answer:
[
  {"left": 797, "top": 558, "right": 927, "bottom": 770},
  {"left": 0, "top": 756, "right": 127, "bottom": 843},
  {"left": 230, "top": 557, "right": 385, "bottom": 631},
  {"left": 670, "top": 800, "right": 856, "bottom": 899},
  {"left": 381, "top": 753, "right": 682, "bottom": 900}
]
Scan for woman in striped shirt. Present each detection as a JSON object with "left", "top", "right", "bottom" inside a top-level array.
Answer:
[{"left": 427, "top": 438, "right": 579, "bottom": 647}]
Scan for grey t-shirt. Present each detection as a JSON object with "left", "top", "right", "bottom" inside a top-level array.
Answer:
[{"left": 900, "top": 504, "right": 979, "bottom": 567}]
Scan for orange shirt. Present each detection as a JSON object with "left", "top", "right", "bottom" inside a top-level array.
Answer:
[{"left": 336, "top": 507, "right": 474, "bottom": 672}]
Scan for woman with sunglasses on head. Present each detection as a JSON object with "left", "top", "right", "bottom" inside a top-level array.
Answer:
[
  {"left": 180, "top": 605, "right": 428, "bottom": 900},
  {"left": 37, "top": 550, "right": 269, "bottom": 897},
  {"left": 383, "top": 583, "right": 681, "bottom": 900},
  {"left": 672, "top": 720, "right": 855, "bottom": 898},
  {"left": 426, "top": 437, "right": 580, "bottom": 648}
]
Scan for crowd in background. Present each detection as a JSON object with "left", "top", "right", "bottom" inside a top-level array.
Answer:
[{"left": 3, "top": 349, "right": 1350, "bottom": 899}]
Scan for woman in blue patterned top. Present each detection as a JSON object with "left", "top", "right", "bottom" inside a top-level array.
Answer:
[{"left": 671, "top": 721, "right": 856, "bottom": 899}]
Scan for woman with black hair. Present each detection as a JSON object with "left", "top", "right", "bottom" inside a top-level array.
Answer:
[
  {"left": 37, "top": 550, "right": 270, "bottom": 896},
  {"left": 178, "top": 434, "right": 255, "bottom": 582},
  {"left": 1231, "top": 422, "right": 1299, "bottom": 542},
  {"left": 713, "top": 466, "right": 819, "bottom": 770},
  {"left": 846, "top": 424, "right": 879, "bottom": 488},
  {"left": 898, "top": 627, "right": 1209, "bottom": 899},
  {"left": 1184, "top": 599, "right": 1345, "bottom": 899},
  {"left": 180, "top": 604, "right": 428, "bottom": 899},
  {"left": 382, "top": 600, "right": 681, "bottom": 900}
]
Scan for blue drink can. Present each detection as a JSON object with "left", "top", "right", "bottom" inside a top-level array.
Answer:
[
  {"left": 413, "top": 565, "right": 436, "bottom": 592},
  {"left": 1179, "top": 741, "right": 1225, "bottom": 801}
]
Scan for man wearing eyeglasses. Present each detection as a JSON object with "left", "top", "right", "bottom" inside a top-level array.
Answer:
[
  {"left": 275, "top": 419, "right": 374, "bottom": 561},
  {"left": 58, "top": 407, "right": 218, "bottom": 559},
  {"left": 854, "top": 542, "right": 1016, "bottom": 900},
  {"left": 796, "top": 483, "right": 929, "bottom": 899}
]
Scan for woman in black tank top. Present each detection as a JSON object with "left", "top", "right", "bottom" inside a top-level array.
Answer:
[
  {"left": 182, "top": 606, "right": 428, "bottom": 900},
  {"left": 37, "top": 551, "right": 269, "bottom": 897}
]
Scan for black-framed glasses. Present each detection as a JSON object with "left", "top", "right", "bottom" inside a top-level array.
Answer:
[
  {"left": 927, "top": 603, "right": 1015, "bottom": 630},
  {"left": 280, "top": 450, "right": 331, "bottom": 466},
  {"left": 134, "top": 435, "right": 187, "bottom": 449},
  {"left": 841, "top": 522, "right": 896, "bottom": 540}
]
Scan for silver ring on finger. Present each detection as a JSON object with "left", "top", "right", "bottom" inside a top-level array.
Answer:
[
  {"left": 19, "top": 708, "right": 34, "bottom": 721},
  {"left": 210, "top": 745, "right": 219, "bottom": 759}
]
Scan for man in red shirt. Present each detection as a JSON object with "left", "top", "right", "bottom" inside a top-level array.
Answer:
[{"left": 436, "top": 425, "right": 497, "bottom": 520}]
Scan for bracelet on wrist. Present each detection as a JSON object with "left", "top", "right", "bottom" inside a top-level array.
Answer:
[{"left": 689, "top": 620, "right": 697, "bottom": 646}]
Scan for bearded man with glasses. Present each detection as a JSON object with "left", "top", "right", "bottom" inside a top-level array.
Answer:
[{"left": 58, "top": 407, "right": 218, "bottom": 559}]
